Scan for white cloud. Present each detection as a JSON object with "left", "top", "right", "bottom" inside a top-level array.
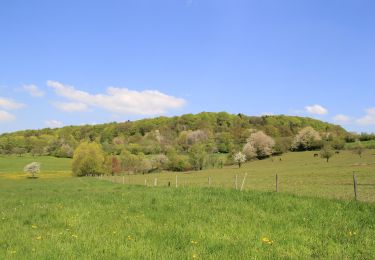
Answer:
[
  {"left": 0, "top": 110, "right": 16, "bottom": 122},
  {"left": 23, "top": 84, "right": 44, "bottom": 97},
  {"left": 357, "top": 108, "right": 375, "bottom": 126},
  {"left": 47, "top": 80, "right": 186, "bottom": 115},
  {"left": 333, "top": 114, "right": 351, "bottom": 124},
  {"left": 45, "top": 120, "right": 63, "bottom": 128},
  {"left": 54, "top": 102, "right": 88, "bottom": 112},
  {"left": 305, "top": 104, "right": 328, "bottom": 115},
  {"left": 0, "top": 97, "right": 25, "bottom": 110}
]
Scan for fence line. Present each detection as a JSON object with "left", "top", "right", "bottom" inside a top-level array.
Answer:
[{"left": 92, "top": 172, "right": 367, "bottom": 201}]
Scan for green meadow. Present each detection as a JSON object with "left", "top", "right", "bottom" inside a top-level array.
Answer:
[{"left": 1, "top": 150, "right": 375, "bottom": 259}]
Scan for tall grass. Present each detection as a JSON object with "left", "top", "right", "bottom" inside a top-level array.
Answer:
[{"left": 1, "top": 177, "right": 375, "bottom": 259}]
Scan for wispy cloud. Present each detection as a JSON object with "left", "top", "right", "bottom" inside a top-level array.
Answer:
[
  {"left": 47, "top": 80, "right": 186, "bottom": 115},
  {"left": 0, "top": 97, "right": 25, "bottom": 110},
  {"left": 45, "top": 120, "right": 63, "bottom": 128},
  {"left": 305, "top": 104, "right": 328, "bottom": 115},
  {"left": 54, "top": 102, "right": 88, "bottom": 112},
  {"left": 357, "top": 108, "right": 375, "bottom": 126},
  {"left": 23, "top": 84, "right": 44, "bottom": 97},
  {"left": 0, "top": 110, "right": 15, "bottom": 122},
  {"left": 333, "top": 114, "right": 352, "bottom": 124}
]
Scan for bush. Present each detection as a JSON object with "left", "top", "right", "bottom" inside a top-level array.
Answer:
[
  {"left": 72, "top": 142, "right": 105, "bottom": 176},
  {"left": 189, "top": 144, "right": 208, "bottom": 171}
]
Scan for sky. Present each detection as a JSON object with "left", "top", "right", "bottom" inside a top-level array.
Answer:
[{"left": 0, "top": 0, "right": 374, "bottom": 134}]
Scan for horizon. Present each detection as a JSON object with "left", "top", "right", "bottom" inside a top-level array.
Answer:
[
  {"left": 0, "top": 112, "right": 359, "bottom": 136},
  {"left": 1, "top": 1, "right": 374, "bottom": 134}
]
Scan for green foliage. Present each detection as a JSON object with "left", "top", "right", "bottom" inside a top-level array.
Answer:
[
  {"left": 72, "top": 142, "right": 105, "bottom": 176},
  {"left": 188, "top": 144, "right": 208, "bottom": 171},
  {"left": 167, "top": 149, "right": 191, "bottom": 171},
  {"left": 320, "top": 145, "right": 334, "bottom": 162}
]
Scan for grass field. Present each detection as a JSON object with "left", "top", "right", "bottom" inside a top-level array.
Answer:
[
  {"left": 1, "top": 151, "right": 375, "bottom": 258},
  {"left": 112, "top": 150, "right": 375, "bottom": 203},
  {"left": 1, "top": 177, "right": 375, "bottom": 259},
  {"left": 1, "top": 150, "right": 375, "bottom": 202},
  {"left": 345, "top": 140, "right": 375, "bottom": 149}
]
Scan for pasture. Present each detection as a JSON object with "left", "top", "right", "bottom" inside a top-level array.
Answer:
[
  {"left": 1, "top": 177, "right": 375, "bottom": 259},
  {"left": 1, "top": 150, "right": 375, "bottom": 258}
]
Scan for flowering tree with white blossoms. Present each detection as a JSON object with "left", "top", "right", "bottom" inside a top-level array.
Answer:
[
  {"left": 24, "top": 162, "right": 41, "bottom": 178},
  {"left": 233, "top": 151, "right": 246, "bottom": 168},
  {"left": 243, "top": 131, "right": 275, "bottom": 159},
  {"left": 291, "top": 127, "right": 322, "bottom": 151}
]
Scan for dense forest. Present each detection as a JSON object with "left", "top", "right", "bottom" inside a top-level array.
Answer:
[
  {"left": 4, "top": 112, "right": 374, "bottom": 173},
  {"left": 0, "top": 112, "right": 348, "bottom": 155}
]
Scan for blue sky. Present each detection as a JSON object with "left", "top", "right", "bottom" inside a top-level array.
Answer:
[{"left": 0, "top": 0, "right": 374, "bottom": 134}]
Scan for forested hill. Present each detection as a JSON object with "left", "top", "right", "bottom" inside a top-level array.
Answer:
[{"left": 0, "top": 112, "right": 348, "bottom": 157}]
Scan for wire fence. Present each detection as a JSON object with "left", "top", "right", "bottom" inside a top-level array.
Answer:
[{"left": 86, "top": 172, "right": 375, "bottom": 203}]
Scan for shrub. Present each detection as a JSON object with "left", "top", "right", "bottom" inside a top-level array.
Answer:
[{"left": 72, "top": 142, "right": 105, "bottom": 176}]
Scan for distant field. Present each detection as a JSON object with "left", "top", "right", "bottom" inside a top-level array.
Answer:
[
  {"left": 1, "top": 150, "right": 375, "bottom": 202},
  {"left": 113, "top": 150, "right": 375, "bottom": 203},
  {"left": 345, "top": 140, "right": 375, "bottom": 149},
  {"left": 1, "top": 177, "right": 375, "bottom": 259}
]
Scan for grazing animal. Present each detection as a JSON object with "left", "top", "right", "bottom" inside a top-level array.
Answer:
[{"left": 313, "top": 153, "right": 319, "bottom": 157}]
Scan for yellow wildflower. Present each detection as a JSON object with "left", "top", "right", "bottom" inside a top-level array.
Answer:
[
  {"left": 71, "top": 234, "right": 78, "bottom": 238},
  {"left": 36, "top": 236, "right": 42, "bottom": 240},
  {"left": 192, "top": 254, "right": 198, "bottom": 259},
  {"left": 262, "top": 237, "right": 273, "bottom": 245},
  {"left": 32, "top": 225, "right": 37, "bottom": 229}
]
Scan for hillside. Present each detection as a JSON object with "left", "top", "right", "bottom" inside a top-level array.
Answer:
[{"left": 0, "top": 112, "right": 348, "bottom": 157}]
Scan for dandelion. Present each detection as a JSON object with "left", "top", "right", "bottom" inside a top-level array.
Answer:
[
  {"left": 348, "top": 231, "right": 357, "bottom": 237},
  {"left": 191, "top": 240, "right": 198, "bottom": 244},
  {"left": 262, "top": 237, "right": 273, "bottom": 245},
  {"left": 192, "top": 253, "right": 198, "bottom": 259},
  {"left": 128, "top": 235, "right": 133, "bottom": 240},
  {"left": 32, "top": 225, "right": 38, "bottom": 229},
  {"left": 36, "top": 236, "right": 42, "bottom": 240},
  {"left": 71, "top": 234, "right": 78, "bottom": 238},
  {"left": 113, "top": 231, "right": 117, "bottom": 234}
]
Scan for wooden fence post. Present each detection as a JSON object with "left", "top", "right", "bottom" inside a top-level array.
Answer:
[
  {"left": 235, "top": 174, "right": 238, "bottom": 190},
  {"left": 240, "top": 173, "right": 248, "bottom": 191},
  {"left": 176, "top": 175, "right": 178, "bottom": 188},
  {"left": 154, "top": 178, "right": 157, "bottom": 187},
  {"left": 353, "top": 173, "right": 358, "bottom": 201},
  {"left": 276, "top": 174, "right": 278, "bottom": 192},
  {"left": 145, "top": 179, "right": 147, "bottom": 187}
]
